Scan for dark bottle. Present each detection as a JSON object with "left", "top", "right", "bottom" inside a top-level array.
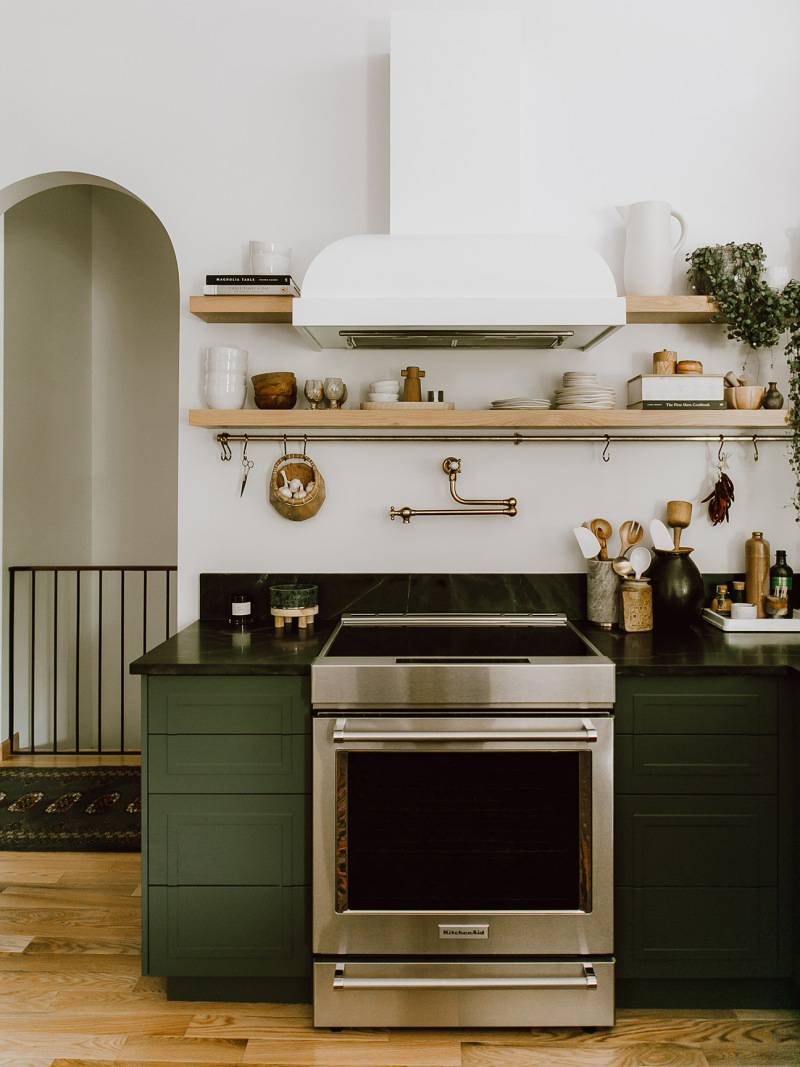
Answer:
[
  {"left": 731, "top": 580, "right": 746, "bottom": 605},
  {"left": 770, "top": 551, "right": 793, "bottom": 615},
  {"left": 229, "top": 594, "right": 253, "bottom": 628}
]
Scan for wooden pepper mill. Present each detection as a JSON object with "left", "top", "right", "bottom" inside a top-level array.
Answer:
[
  {"left": 401, "top": 365, "right": 425, "bottom": 402},
  {"left": 666, "top": 500, "right": 692, "bottom": 550}
]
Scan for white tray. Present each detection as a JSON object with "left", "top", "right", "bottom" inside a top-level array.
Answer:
[{"left": 702, "top": 608, "right": 800, "bottom": 632}]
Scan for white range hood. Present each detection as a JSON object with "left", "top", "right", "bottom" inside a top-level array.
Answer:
[
  {"left": 293, "top": 12, "right": 625, "bottom": 352},
  {"left": 293, "top": 233, "right": 625, "bottom": 351}
]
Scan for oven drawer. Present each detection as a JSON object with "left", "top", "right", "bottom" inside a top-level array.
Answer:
[{"left": 313, "top": 959, "right": 615, "bottom": 1027}]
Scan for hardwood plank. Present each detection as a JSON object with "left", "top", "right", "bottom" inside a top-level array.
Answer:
[
  {"left": 702, "top": 1045, "right": 800, "bottom": 1065},
  {"left": 0, "top": 970, "right": 139, "bottom": 993},
  {"left": 56, "top": 873, "right": 143, "bottom": 886},
  {"left": 0, "top": 934, "right": 32, "bottom": 953},
  {"left": 0, "top": 1033, "right": 126, "bottom": 1059},
  {"left": 1, "top": 884, "right": 141, "bottom": 905},
  {"left": 0, "top": 907, "right": 110, "bottom": 924},
  {"left": 118, "top": 1034, "right": 247, "bottom": 1062},
  {"left": 0, "top": 873, "right": 63, "bottom": 886},
  {"left": 733, "top": 1009, "right": 800, "bottom": 1020},
  {"left": 0, "top": 990, "right": 58, "bottom": 1012},
  {"left": 241, "top": 1039, "right": 461, "bottom": 1065},
  {"left": 521, "top": 1018, "right": 800, "bottom": 1047},
  {"left": 0, "top": 920, "right": 139, "bottom": 939},
  {"left": 23, "top": 935, "right": 140, "bottom": 955},
  {"left": 617, "top": 1010, "right": 738, "bottom": 1020},
  {"left": 0, "top": 752, "right": 140, "bottom": 767},
  {"left": 0, "top": 953, "right": 141, "bottom": 973},
  {"left": 189, "top": 294, "right": 294, "bottom": 324},
  {"left": 625, "top": 295, "right": 719, "bottom": 323},
  {"left": 131, "top": 884, "right": 142, "bottom": 897},
  {"left": 0, "top": 1010, "right": 192, "bottom": 1035},
  {"left": 185, "top": 1013, "right": 328, "bottom": 1037},
  {"left": 462, "top": 1043, "right": 708, "bottom": 1066}
]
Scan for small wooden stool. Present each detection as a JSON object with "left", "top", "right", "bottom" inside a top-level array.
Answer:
[{"left": 271, "top": 605, "right": 319, "bottom": 630}]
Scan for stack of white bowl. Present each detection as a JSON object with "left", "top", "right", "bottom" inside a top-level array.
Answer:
[
  {"left": 553, "top": 371, "right": 615, "bottom": 410},
  {"left": 367, "top": 379, "right": 401, "bottom": 403},
  {"left": 205, "top": 347, "right": 249, "bottom": 409}
]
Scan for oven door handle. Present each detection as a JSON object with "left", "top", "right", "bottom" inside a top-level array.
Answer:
[
  {"left": 332, "top": 718, "right": 598, "bottom": 744},
  {"left": 333, "top": 964, "right": 598, "bottom": 991}
]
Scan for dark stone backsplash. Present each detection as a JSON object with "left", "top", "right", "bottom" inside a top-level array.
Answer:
[{"left": 200, "top": 571, "right": 742, "bottom": 624}]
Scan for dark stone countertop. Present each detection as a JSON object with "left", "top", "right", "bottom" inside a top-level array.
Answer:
[{"left": 130, "top": 618, "right": 800, "bottom": 678}]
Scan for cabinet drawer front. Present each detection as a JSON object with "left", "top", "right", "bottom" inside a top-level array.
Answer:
[
  {"left": 615, "top": 734, "right": 777, "bottom": 794},
  {"left": 148, "top": 676, "right": 310, "bottom": 734},
  {"left": 616, "top": 887, "right": 779, "bottom": 979},
  {"left": 148, "top": 734, "right": 309, "bottom": 793},
  {"left": 148, "top": 794, "right": 309, "bottom": 886},
  {"left": 615, "top": 677, "right": 777, "bottom": 735},
  {"left": 615, "top": 795, "right": 777, "bottom": 887},
  {"left": 148, "top": 886, "right": 310, "bottom": 978}
]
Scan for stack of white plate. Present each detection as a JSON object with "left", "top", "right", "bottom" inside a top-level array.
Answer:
[
  {"left": 367, "top": 380, "right": 401, "bottom": 403},
  {"left": 553, "top": 372, "right": 615, "bottom": 409},
  {"left": 490, "top": 397, "right": 551, "bottom": 410}
]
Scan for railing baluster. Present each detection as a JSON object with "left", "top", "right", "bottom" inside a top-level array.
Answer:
[
  {"left": 9, "top": 570, "right": 15, "bottom": 754},
  {"left": 30, "top": 571, "right": 36, "bottom": 754},
  {"left": 53, "top": 572, "right": 58, "bottom": 754},
  {"left": 165, "top": 568, "right": 170, "bottom": 640},
  {"left": 120, "top": 569, "right": 125, "bottom": 753},
  {"left": 98, "top": 571, "right": 103, "bottom": 754},
  {"left": 75, "top": 572, "right": 80, "bottom": 754}
]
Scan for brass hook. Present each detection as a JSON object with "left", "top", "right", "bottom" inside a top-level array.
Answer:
[
  {"left": 718, "top": 435, "right": 725, "bottom": 463},
  {"left": 303, "top": 435, "right": 308, "bottom": 461},
  {"left": 283, "top": 434, "right": 288, "bottom": 458},
  {"left": 752, "top": 434, "right": 759, "bottom": 462},
  {"left": 219, "top": 433, "right": 232, "bottom": 462},
  {"left": 602, "top": 435, "right": 611, "bottom": 463}
]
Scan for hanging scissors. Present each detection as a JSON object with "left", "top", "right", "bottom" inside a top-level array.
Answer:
[{"left": 240, "top": 438, "right": 254, "bottom": 497}]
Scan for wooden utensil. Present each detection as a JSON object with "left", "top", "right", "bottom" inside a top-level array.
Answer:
[
  {"left": 617, "top": 519, "right": 643, "bottom": 558},
  {"left": 590, "top": 518, "right": 612, "bottom": 561},
  {"left": 666, "top": 500, "right": 692, "bottom": 550}
]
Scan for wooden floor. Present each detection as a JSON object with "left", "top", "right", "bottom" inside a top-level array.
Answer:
[{"left": 0, "top": 853, "right": 795, "bottom": 1066}]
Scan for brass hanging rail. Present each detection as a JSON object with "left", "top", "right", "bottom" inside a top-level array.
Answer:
[{"left": 216, "top": 430, "right": 791, "bottom": 461}]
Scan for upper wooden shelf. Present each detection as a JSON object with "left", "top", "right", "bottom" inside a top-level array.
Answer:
[
  {"left": 188, "top": 294, "right": 718, "bottom": 325},
  {"left": 189, "top": 295, "right": 294, "bottom": 323},
  {"left": 189, "top": 408, "right": 787, "bottom": 430},
  {"left": 624, "top": 295, "right": 718, "bottom": 323}
]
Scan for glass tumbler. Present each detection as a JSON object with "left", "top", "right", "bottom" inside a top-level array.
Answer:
[
  {"left": 304, "top": 379, "right": 324, "bottom": 409},
  {"left": 323, "top": 377, "right": 345, "bottom": 409}
]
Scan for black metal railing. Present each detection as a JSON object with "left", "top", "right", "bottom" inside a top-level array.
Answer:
[{"left": 8, "top": 566, "right": 177, "bottom": 755}]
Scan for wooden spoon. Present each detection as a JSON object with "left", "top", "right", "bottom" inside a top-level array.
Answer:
[
  {"left": 666, "top": 500, "right": 692, "bottom": 550},
  {"left": 617, "top": 519, "right": 644, "bottom": 558},
  {"left": 590, "top": 518, "right": 612, "bottom": 561}
]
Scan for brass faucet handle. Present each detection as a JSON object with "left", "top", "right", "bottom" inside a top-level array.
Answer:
[{"left": 442, "top": 457, "right": 462, "bottom": 475}]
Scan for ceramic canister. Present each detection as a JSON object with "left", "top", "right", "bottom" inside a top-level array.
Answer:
[{"left": 587, "top": 559, "right": 620, "bottom": 627}]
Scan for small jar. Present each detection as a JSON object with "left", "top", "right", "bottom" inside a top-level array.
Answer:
[
  {"left": 229, "top": 594, "right": 253, "bottom": 628},
  {"left": 711, "top": 584, "right": 732, "bottom": 617},
  {"left": 731, "top": 581, "right": 746, "bottom": 605},
  {"left": 620, "top": 578, "right": 653, "bottom": 632}
]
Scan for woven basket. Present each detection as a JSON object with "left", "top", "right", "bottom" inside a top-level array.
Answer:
[{"left": 268, "top": 453, "right": 325, "bottom": 521}]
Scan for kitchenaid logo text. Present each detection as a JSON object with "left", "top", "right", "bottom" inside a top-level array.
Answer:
[{"left": 438, "top": 925, "right": 489, "bottom": 939}]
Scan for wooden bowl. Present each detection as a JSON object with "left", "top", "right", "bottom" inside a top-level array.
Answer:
[
  {"left": 254, "top": 382, "right": 297, "bottom": 396},
  {"left": 724, "top": 385, "right": 765, "bottom": 410},
  {"left": 252, "top": 371, "right": 296, "bottom": 389},
  {"left": 254, "top": 392, "right": 297, "bottom": 410}
]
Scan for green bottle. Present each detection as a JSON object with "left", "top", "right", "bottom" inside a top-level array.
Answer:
[{"left": 769, "top": 550, "right": 793, "bottom": 616}]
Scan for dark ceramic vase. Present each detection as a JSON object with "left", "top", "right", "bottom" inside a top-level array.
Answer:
[
  {"left": 762, "top": 382, "right": 784, "bottom": 410},
  {"left": 647, "top": 548, "right": 705, "bottom": 628}
]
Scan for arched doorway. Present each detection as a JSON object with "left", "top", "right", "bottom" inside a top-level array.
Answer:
[{"left": 1, "top": 173, "right": 179, "bottom": 753}]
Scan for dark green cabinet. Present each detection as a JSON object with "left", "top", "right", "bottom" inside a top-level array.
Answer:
[
  {"left": 142, "top": 675, "right": 312, "bottom": 1000},
  {"left": 614, "top": 675, "right": 792, "bottom": 1001}
]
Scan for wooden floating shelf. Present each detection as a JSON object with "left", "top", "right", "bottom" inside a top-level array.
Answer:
[
  {"left": 190, "top": 408, "right": 788, "bottom": 430},
  {"left": 189, "top": 295, "right": 294, "bottom": 323},
  {"left": 624, "top": 295, "right": 719, "bottom": 324},
  {"left": 188, "top": 294, "right": 719, "bottom": 325}
]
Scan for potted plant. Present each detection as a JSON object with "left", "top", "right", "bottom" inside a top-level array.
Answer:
[{"left": 686, "top": 244, "right": 800, "bottom": 521}]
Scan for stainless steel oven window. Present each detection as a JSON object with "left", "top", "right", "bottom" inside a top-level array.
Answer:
[{"left": 334, "top": 747, "right": 595, "bottom": 914}]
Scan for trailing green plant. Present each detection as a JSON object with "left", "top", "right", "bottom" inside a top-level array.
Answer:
[{"left": 686, "top": 243, "right": 800, "bottom": 520}]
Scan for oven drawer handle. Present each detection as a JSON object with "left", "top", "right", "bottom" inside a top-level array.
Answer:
[
  {"left": 333, "top": 964, "right": 598, "bottom": 991},
  {"left": 332, "top": 719, "right": 598, "bottom": 744}
]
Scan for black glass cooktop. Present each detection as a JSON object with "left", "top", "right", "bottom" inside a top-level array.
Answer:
[{"left": 325, "top": 623, "right": 594, "bottom": 660}]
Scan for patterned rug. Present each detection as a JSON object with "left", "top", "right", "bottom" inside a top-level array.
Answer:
[{"left": 0, "top": 767, "right": 140, "bottom": 851}]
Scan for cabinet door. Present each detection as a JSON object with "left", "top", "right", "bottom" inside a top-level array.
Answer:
[
  {"left": 615, "top": 733, "right": 778, "bottom": 795},
  {"left": 148, "top": 886, "right": 310, "bottom": 978},
  {"left": 147, "top": 676, "right": 310, "bottom": 735},
  {"left": 148, "top": 794, "right": 309, "bottom": 887},
  {"left": 615, "top": 676, "right": 778, "bottom": 735},
  {"left": 615, "top": 794, "right": 777, "bottom": 888},
  {"left": 616, "top": 886, "right": 779, "bottom": 979}
]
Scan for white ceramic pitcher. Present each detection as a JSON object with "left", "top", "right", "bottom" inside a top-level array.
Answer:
[{"left": 617, "top": 201, "right": 687, "bottom": 296}]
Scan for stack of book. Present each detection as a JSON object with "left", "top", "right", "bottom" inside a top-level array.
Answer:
[
  {"left": 627, "top": 374, "right": 725, "bottom": 410},
  {"left": 203, "top": 275, "right": 300, "bottom": 296}
]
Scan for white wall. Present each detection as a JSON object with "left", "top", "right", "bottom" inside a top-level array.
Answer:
[{"left": 0, "top": 0, "right": 798, "bottom": 626}]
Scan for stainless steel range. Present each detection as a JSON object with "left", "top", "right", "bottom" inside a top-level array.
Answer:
[{"left": 311, "top": 613, "right": 616, "bottom": 1028}]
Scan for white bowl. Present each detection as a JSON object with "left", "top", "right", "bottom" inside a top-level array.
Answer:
[
  {"left": 367, "top": 392, "right": 399, "bottom": 403},
  {"left": 369, "top": 380, "right": 401, "bottom": 392},
  {"left": 205, "top": 371, "right": 247, "bottom": 381},
  {"left": 206, "top": 383, "right": 246, "bottom": 409},
  {"left": 206, "top": 345, "right": 248, "bottom": 362}
]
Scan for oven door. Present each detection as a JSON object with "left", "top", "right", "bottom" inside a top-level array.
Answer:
[{"left": 313, "top": 714, "right": 612, "bottom": 956}]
